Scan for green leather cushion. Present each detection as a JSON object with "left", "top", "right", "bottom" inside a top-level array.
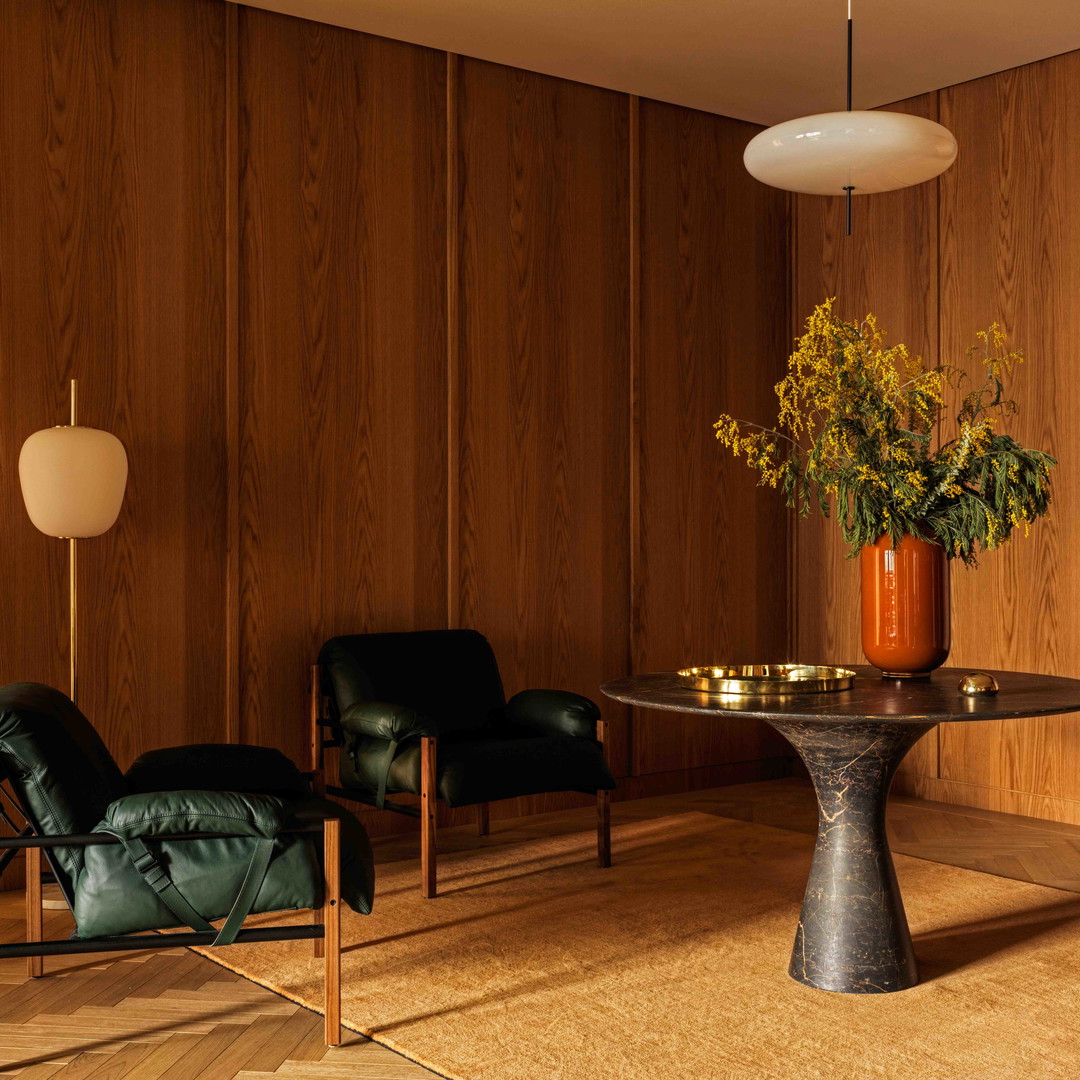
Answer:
[
  {"left": 505, "top": 689, "right": 600, "bottom": 738},
  {"left": 341, "top": 730, "right": 615, "bottom": 808},
  {"left": 74, "top": 790, "right": 373, "bottom": 939},
  {"left": 339, "top": 701, "right": 436, "bottom": 743},
  {"left": 125, "top": 744, "right": 312, "bottom": 799},
  {"left": 0, "top": 683, "right": 127, "bottom": 901},
  {"left": 320, "top": 630, "right": 506, "bottom": 737}
]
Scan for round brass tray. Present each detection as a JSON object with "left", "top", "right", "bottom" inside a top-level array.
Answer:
[{"left": 676, "top": 664, "right": 856, "bottom": 695}]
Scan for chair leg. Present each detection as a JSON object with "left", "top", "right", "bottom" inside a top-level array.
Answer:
[
  {"left": 597, "top": 790, "right": 611, "bottom": 869},
  {"left": 310, "top": 665, "right": 326, "bottom": 798},
  {"left": 476, "top": 802, "right": 490, "bottom": 837},
  {"left": 596, "top": 716, "right": 611, "bottom": 868},
  {"left": 313, "top": 903, "right": 324, "bottom": 958},
  {"left": 323, "top": 817, "right": 341, "bottom": 1046},
  {"left": 420, "top": 736, "right": 437, "bottom": 898},
  {"left": 26, "top": 845, "right": 43, "bottom": 978}
]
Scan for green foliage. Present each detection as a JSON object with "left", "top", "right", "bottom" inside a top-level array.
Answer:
[{"left": 714, "top": 300, "right": 1056, "bottom": 565}]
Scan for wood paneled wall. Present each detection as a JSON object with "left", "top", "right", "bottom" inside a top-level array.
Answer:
[
  {"left": 0, "top": 0, "right": 230, "bottom": 764},
  {"left": 634, "top": 99, "right": 791, "bottom": 776},
  {"left": 236, "top": 11, "right": 448, "bottom": 753},
  {"left": 0, "top": 0, "right": 792, "bottom": 862},
  {"left": 453, "top": 58, "right": 632, "bottom": 775},
  {"left": 794, "top": 53, "right": 1080, "bottom": 823}
]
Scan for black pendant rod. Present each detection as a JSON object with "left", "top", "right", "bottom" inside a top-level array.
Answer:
[{"left": 847, "top": 9, "right": 853, "bottom": 111}]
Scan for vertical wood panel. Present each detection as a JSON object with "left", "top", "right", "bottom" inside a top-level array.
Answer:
[
  {"left": 0, "top": 0, "right": 803, "bottom": 866},
  {"left": 935, "top": 53, "right": 1080, "bottom": 806},
  {"left": 237, "top": 9, "right": 447, "bottom": 759},
  {"left": 0, "top": 0, "right": 229, "bottom": 769},
  {"left": 224, "top": 1, "right": 242, "bottom": 744},
  {"left": 634, "top": 99, "right": 791, "bottom": 775},
  {"left": 455, "top": 58, "right": 632, "bottom": 775},
  {"left": 792, "top": 93, "right": 941, "bottom": 784}
]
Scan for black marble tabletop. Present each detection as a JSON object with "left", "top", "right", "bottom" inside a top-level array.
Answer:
[{"left": 600, "top": 666, "right": 1080, "bottom": 725}]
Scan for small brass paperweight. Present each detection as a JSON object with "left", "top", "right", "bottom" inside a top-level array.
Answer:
[
  {"left": 676, "top": 664, "right": 856, "bottom": 696},
  {"left": 958, "top": 671, "right": 999, "bottom": 695}
]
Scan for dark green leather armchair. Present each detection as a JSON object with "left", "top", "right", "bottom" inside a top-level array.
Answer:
[
  {"left": 312, "top": 630, "right": 616, "bottom": 898},
  {"left": 0, "top": 682, "right": 375, "bottom": 1045}
]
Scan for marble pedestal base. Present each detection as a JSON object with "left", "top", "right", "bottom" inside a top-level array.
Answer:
[{"left": 767, "top": 718, "right": 937, "bottom": 994}]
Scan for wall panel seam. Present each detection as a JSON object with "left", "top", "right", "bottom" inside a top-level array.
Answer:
[
  {"left": 446, "top": 51, "right": 460, "bottom": 631},
  {"left": 224, "top": 0, "right": 241, "bottom": 744},
  {"left": 628, "top": 94, "right": 641, "bottom": 778}
]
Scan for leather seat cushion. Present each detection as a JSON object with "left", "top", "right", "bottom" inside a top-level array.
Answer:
[
  {"left": 340, "top": 730, "right": 616, "bottom": 808},
  {"left": 73, "top": 792, "right": 375, "bottom": 939},
  {"left": 125, "top": 744, "right": 312, "bottom": 799}
]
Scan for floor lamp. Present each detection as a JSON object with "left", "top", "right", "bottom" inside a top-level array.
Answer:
[{"left": 18, "top": 380, "right": 128, "bottom": 706}]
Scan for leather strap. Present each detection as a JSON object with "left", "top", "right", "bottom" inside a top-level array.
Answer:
[
  {"left": 114, "top": 833, "right": 276, "bottom": 947},
  {"left": 376, "top": 738, "right": 399, "bottom": 809},
  {"left": 117, "top": 836, "right": 215, "bottom": 934},
  {"left": 213, "top": 836, "right": 275, "bottom": 946}
]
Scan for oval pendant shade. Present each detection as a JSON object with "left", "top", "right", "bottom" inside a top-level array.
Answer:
[
  {"left": 19, "top": 425, "right": 128, "bottom": 538},
  {"left": 743, "top": 110, "right": 957, "bottom": 196}
]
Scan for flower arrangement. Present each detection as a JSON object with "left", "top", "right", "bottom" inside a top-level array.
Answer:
[{"left": 713, "top": 299, "right": 1056, "bottom": 565}]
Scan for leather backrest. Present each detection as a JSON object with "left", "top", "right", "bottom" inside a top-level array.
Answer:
[
  {"left": 0, "top": 682, "right": 126, "bottom": 898},
  {"left": 319, "top": 630, "right": 505, "bottom": 736}
]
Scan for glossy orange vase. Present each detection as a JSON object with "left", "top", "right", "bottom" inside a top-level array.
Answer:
[{"left": 860, "top": 534, "right": 950, "bottom": 677}]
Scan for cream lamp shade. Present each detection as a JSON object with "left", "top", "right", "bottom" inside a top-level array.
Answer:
[
  {"left": 743, "top": 110, "right": 958, "bottom": 196},
  {"left": 19, "top": 425, "right": 128, "bottom": 538}
]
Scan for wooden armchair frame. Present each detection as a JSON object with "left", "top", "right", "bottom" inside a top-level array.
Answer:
[
  {"left": 309, "top": 665, "right": 611, "bottom": 899},
  {"left": 3, "top": 817, "right": 343, "bottom": 1046}
]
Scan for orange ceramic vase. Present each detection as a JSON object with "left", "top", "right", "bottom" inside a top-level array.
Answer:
[{"left": 860, "top": 533, "right": 951, "bottom": 678}]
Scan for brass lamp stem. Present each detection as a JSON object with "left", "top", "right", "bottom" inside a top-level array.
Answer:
[
  {"left": 69, "top": 378, "right": 78, "bottom": 706},
  {"left": 69, "top": 538, "right": 77, "bottom": 706}
]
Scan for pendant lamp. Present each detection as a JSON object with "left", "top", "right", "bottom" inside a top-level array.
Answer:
[
  {"left": 743, "top": 1, "right": 957, "bottom": 233},
  {"left": 18, "top": 380, "right": 128, "bottom": 705}
]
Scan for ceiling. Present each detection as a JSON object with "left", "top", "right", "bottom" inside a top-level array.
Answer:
[{"left": 232, "top": 0, "right": 1080, "bottom": 126}]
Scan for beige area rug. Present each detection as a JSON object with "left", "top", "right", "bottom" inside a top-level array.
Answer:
[{"left": 195, "top": 812, "right": 1080, "bottom": 1080}]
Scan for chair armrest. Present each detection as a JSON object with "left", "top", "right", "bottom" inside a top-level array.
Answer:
[
  {"left": 505, "top": 690, "right": 600, "bottom": 739},
  {"left": 340, "top": 702, "right": 436, "bottom": 743}
]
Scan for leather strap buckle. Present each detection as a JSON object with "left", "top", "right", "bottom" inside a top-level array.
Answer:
[{"left": 131, "top": 849, "right": 158, "bottom": 874}]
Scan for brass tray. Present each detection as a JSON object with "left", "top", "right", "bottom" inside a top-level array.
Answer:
[{"left": 676, "top": 664, "right": 856, "bottom": 695}]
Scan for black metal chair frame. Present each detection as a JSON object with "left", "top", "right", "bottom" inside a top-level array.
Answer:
[
  {"left": 308, "top": 665, "right": 612, "bottom": 899},
  {"left": 0, "top": 775, "right": 344, "bottom": 1046}
]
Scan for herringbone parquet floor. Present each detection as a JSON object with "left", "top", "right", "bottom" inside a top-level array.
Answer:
[
  {"left": 3, "top": 778, "right": 1080, "bottom": 1079},
  {"left": 0, "top": 911, "right": 441, "bottom": 1079}
]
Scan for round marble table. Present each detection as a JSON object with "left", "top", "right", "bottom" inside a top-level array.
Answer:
[{"left": 601, "top": 666, "right": 1080, "bottom": 994}]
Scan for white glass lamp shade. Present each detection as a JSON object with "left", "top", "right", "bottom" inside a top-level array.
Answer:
[
  {"left": 743, "top": 110, "right": 957, "bottom": 196},
  {"left": 19, "top": 425, "right": 128, "bottom": 538}
]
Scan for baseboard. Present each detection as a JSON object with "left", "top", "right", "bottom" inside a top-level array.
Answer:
[
  {"left": 336, "top": 756, "right": 796, "bottom": 840},
  {"left": 898, "top": 773, "right": 1080, "bottom": 828}
]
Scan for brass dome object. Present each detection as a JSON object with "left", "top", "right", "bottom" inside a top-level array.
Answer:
[{"left": 958, "top": 671, "right": 999, "bottom": 696}]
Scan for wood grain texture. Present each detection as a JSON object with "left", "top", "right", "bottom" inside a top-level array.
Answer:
[
  {"left": 321, "top": 816, "right": 340, "bottom": 1045},
  {"left": 453, "top": 57, "right": 633, "bottom": 775},
  {"left": 633, "top": 98, "right": 791, "bottom": 776},
  {"left": 1, "top": 0, "right": 803, "bottom": 870},
  {"left": 0, "top": 896, "right": 441, "bottom": 1077},
  {"left": 793, "top": 58, "right": 1080, "bottom": 822},
  {"left": 0, "top": 0, "right": 229, "bottom": 767},
  {"left": 237, "top": 8, "right": 448, "bottom": 758},
  {"left": 791, "top": 92, "right": 941, "bottom": 785},
  {"left": 934, "top": 52, "right": 1080, "bottom": 809}
]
